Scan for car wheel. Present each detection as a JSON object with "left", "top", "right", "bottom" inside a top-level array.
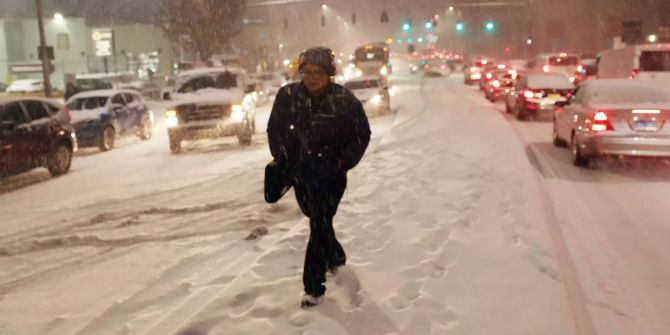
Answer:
[
  {"left": 552, "top": 121, "right": 567, "bottom": 147},
  {"left": 138, "top": 118, "right": 152, "bottom": 140},
  {"left": 238, "top": 121, "right": 252, "bottom": 146},
  {"left": 571, "top": 134, "right": 590, "bottom": 168},
  {"left": 516, "top": 103, "right": 529, "bottom": 121},
  {"left": 169, "top": 134, "right": 181, "bottom": 154},
  {"left": 47, "top": 142, "right": 72, "bottom": 176},
  {"left": 99, "top": 126, "right": 115, "bottom": 151}
]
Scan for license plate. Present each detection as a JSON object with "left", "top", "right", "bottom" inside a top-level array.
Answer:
[
  {"left": 632, "top": 120, "right": 658, "bottom": 131},
  {"left": 548, "top": 94, "right": 561, "bottom": 100}
]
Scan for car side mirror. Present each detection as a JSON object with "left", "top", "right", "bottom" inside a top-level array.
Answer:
[
  {"left": 244, "top": 85, "right": 255, "bottom": 94},
  {"left": 163, "top": 92, "right": 171, "bottom": 100}
]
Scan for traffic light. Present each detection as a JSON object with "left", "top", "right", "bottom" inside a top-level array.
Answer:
[
  {"left": 402, "top": 21, "right": 412, "bottom": 32},
  {"left": 455, "top": 21, "right": 464, "bottom": 32},
  {"left": 485, "top": 20, "right": 495, "bottom": 32},
  {"left": 417, "top": 37, "right": 424, "bottom": 43},
  {"left": 425, "top": 20, "right": 433, "bottom": 29}
]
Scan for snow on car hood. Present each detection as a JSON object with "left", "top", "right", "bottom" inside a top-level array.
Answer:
[
  {"left": 171, "top": 88, "right": 245, "bottom": 106},
  {"left": 70, "top": 108, "right": 108, "bottom": 124},
  {"left": 352, "top": 88, "right": 381, "bottom": 102}
]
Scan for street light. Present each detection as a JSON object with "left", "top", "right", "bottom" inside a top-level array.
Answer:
[
  {"left": 526, "top": 38, "right": 533, "bottom": 45},
  {"left": 648, "top": 34, "right": 658, "bottom": 43},
  {"left": 54, "top": 12, "right": 64, "bottom": 23},
  {"left": 448, "top": 6, "right": 454, "bottom": 12},
  {"left": 321, "top": 4, "right": 327, "bottom": 10}
]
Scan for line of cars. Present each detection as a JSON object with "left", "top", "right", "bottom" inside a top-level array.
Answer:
[
  {"left": 1, "top": 66, "right": 270, "bottom": 180},
  {"left": 465, "top": 44, "right": 670, "bottom": 168}
]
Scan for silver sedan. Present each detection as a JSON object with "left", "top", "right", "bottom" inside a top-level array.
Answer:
[{"left": 553, "top": 79, "right": 670, "bottom": 167}]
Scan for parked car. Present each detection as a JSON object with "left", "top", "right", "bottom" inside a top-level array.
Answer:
[
  {"left": 0, "top": 81, "right": 7, "bottom": 92},
  {"left": 597, "top": 44, "right": 670, "bottom": 80},
  {"left": 343, "top": 76, "right": 391, "bottom": 116},
  {"left": 164, "top": 67, "right": 257, "bottom": 153},
  {"left": 0, "top": 97, "right": 77, "bottom": 178},
  {"left": 479, "top": 63, "right": 509, "bottom": 91},
  {"left": 66, "top": 89, "right": 154, "bottom": 151},
  {"left": 504, "top": 73, "right": 574, "bottom": 120},
  {"left": 553, "top": 79, "right": 670, "bottom": 167},
  {"left": 250, "top": 72, "right": 284, "bottom": 96},
  {"left": 5, "top": 79, "right": 65, "bottom": 98}
]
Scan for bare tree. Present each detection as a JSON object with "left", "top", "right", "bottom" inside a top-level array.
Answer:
[{"left": 161, "top": 0, "right": 247, "bottom": 61}]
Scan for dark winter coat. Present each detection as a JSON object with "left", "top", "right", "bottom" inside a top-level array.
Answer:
[{"left": 267, "top": 81, "right": 371, "bottom": 183}]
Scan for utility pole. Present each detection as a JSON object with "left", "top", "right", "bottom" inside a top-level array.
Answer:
[{"left": 35, "top": 0, "right": 52, "bottom": 98}]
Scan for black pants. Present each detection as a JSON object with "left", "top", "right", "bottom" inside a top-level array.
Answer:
[{"left": 294, "top": 173, "right": 347, "bottom": 297}]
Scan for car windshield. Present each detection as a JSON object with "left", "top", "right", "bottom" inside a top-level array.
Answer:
[
  {"left": 67, "top": 96, "right": 109, "bottom": 110},
  {"left": 344, "top": 80, "right": 380, "bottom": 90},
  {"left": 549, "top": 56, "right": 579, "bottom": 66},
  {"left": 639, "top": 51, "right": 670, "bottom": 72},
  {"left": 176, "top": 72, "right": 238, "bottom": 93}
]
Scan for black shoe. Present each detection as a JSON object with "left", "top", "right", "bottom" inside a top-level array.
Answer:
[{"left": 300, "top": 294, "right": 324, "bottom": 308}]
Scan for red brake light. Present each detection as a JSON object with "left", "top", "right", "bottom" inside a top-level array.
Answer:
[
  {"left": 591, "top": 111, "right": 614, "bottom": 131},
  {"left": 486, "top": 73, "right": 493, "bottom": 79},
  {"left": 492, "top": 80, "right": 501, "bottom": 88},
  {"left": 630, "top": 68, "right": 639, "bottom": 79}
]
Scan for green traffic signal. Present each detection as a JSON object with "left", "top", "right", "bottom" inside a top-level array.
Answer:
[
  {"left": 402, "top": 21, "right": 411, "bottom": 31},
  {"left": 425, "top": 20, "right": 432, "bottom": 29},
  {"left": 456, "top": 22, "right": 464, "bottom": 32},
  {"left": 485, "top": 21, "right": 495, "bottom": 32}
]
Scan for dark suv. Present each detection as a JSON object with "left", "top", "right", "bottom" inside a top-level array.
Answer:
[{"left": 0, "top": 97, "right": 77, "bottom": 178}]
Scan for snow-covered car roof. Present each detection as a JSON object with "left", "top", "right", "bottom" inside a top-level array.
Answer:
[
  {"left": 177, "top": 67, "right": 246, "bottom": 79},
  {"left": 582, "top": 79, "right": 670, "bottom": 107},
  {"left": 6, "top": 79, "right": 43, "bottom": 90},
  {"left": 526, "top": 73, "right": 574, "bottom": 89},
  {"left": 0, "top": 96, "right": 62, "bottom": 106},
  {"left": 68, "top": 89, "right": 140, "bottom": 100}
]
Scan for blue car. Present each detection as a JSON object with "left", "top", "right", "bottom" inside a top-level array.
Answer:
[{"left": 66, "top": 89, "right": 154, "bottom": 151}]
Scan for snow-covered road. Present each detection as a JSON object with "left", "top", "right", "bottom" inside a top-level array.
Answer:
[{"left": 1, "top": 66, "right": 668, "bottom": 334}]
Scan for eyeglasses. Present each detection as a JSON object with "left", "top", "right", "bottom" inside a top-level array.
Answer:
[{"left": 300, "top": 69, "right": 327, "bottom": 79}]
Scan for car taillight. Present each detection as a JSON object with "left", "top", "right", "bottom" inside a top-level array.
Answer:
[
  {"left": 629, "top": 68, "right": 639, "bottom": 79},
  {"left": 492, "top": 80, "right": 501, "bottom": 88},
  {"left": 591, "top": 111, "right": 614, "bottom": 131},
  {"left": 543, "top": 65, "right": 550, "bottom": 73},
  {"left": 523, "top": 90, "right": 541, "bottom": 99},
  {"left": 577, "top": 65, "right": 583, "bottom": 72},
  {"left": 486, "top": 73, "right": 493, "bottom": 79}
]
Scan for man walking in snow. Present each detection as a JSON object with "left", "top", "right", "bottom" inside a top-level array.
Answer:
[{"left": 267, "top": 47, "right": 371, "bottom": 308}]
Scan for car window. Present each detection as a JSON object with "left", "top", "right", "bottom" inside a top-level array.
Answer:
[
  {"left": 68, "top": 97, "right": 109, "bottom": 110},
  {"left": 344, "top": 80, "right": 380, "bottom": 90},
  {"left": 0, "top": 102, "right": 29, "bottom": 125},
  {"left": 44, "top": 103, "right": 60, "bottom": 115},
  {"left": 215, "top": 72, "right": 238, "bottom": 89},
  {"left": 22, "top": 101, "right": 51, "bottom": 121},
  {"left": 123, "top": 93, "right": 135, "bottom": 104},
  {"left": 111, "top": 94, "right": 127, "bottom": 105},
  {"left": 177, "top": 76, "right": 216, "bottom": 93}
]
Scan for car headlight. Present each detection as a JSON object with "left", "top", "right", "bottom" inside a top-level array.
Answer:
[
  {"left": 471, "top": 73, "right": 482, "bottom": 80},
  {"left": 231, "top": 104, "right": 246, "bottom": 122},
  {"left": 370, "top": 95, "right": 382, "bottom": 104},
  {"left": 166, "top": 109, "right": 178, "bottom": 128}
]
